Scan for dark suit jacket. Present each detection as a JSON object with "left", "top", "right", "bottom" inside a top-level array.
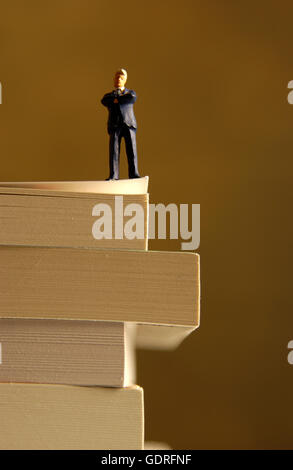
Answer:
[{"left": 101, "top": 88, "right": 137, "bottom": 134}]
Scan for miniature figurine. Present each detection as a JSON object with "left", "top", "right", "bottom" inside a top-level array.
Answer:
[{"left": 101, "top": 68, "right": 141, "bottom": 180}]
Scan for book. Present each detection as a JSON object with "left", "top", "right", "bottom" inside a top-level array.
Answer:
[
  {"left": 0, "top": 319, "right": 136, "bottom": 387},
  {"left": 0, "top": 245, "right": 200, "bottom": 328},
  {"left": 0, "top": 383, "right": 144, "bottom": 449},
  {"left": 0, "top": 179, "right": 149, "bottom": 250}
]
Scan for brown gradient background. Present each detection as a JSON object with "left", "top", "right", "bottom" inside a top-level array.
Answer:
[{"left": 0, "top": 0, "right": 292, "bottom": 449}]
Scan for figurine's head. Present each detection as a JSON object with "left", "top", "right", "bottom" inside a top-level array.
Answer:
[{"left": 114, "top": 68, "right": 127, "bottom": 89}]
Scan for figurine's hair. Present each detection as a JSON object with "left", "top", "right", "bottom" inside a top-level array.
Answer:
[{"left": 116, "top": 68, "right": 127, "bottom": 79}]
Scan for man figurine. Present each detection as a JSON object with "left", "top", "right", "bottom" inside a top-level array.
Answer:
[{"left": 101, "top": 68, "right": 141, "bottom": 180}]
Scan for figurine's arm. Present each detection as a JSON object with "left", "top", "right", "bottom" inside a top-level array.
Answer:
[
  {"left": 101, "top": 92, "right": 115, "bottom": 107},
  {"left": 118, "top": 90, "right": 137, "bottom": 104}
]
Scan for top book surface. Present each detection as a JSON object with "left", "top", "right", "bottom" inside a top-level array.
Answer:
[{"left": 0, "top": 177, "right": 149, "bottom": 195}]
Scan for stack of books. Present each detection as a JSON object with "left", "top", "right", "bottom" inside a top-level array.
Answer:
[{"left": 0, "top": 177, "right": 200, "bottom": 449}]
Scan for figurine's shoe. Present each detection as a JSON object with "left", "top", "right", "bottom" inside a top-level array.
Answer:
[
  {"left": 129, "top": 174, "right": 141, "bottom": 179},
  {"left": 105, "top": 177, "right": 119, "bottom": 181}
]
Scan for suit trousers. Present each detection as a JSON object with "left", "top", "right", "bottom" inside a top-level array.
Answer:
[{"left": 109, "top": 124, "right": 139, "bottom": 179}]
